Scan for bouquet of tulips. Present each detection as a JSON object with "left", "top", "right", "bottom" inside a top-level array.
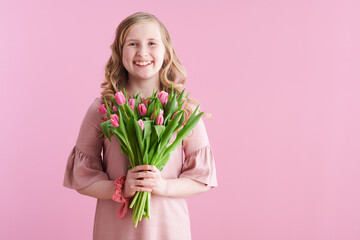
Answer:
[{"left": 98, "top": 85, "right": 203, "bottom": 227}]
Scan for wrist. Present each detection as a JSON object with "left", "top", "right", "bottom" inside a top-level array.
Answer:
[
  {"left": 155, "top": 178, "right": 168, "bottom": 197},
  {"left": 112, "top": 176, "right": 130, "bottom": 218},
  {"left": 163, "top": 178, "right": 168, "bottom": 196}
]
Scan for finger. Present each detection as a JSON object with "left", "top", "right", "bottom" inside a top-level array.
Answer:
[
  {"left": 131, "top": 165, "right": 157, "bottom": 172},
  {"left": 134, "top": 172, "right": 155, "bottom": 179},
  {"left": 136, "top": 179, "right": 155, "bottom": 188},
  {"left": 134, "top": 187, "right": 152, "bottom": 192}
]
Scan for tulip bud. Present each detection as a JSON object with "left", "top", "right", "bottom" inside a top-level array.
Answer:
[
  {"left": 157, "top": 91, "right": 168, "bottom": 105},
  {"left": 115, "top": 91, "right": 126, "bottom": 105},
  {"left": 138, "top": 103, "right": 147, "bottom": 116},
  {"left": 129, "top": 98, "right": 136, "bottom": 108},
  {"left": 137, "top": 119, "right": 144, "bottom": 131},
  {"left": 112, "top": 106, "right": 118, "bottom": 112},
  {"left": 156, "top": 110, "right": 164, "bottom": 125},
  {"left": 143, "top": 99, "right": 150, "bottom": 106},
  {"left": 99, "top": 104, "right": 108, "bottom": 115},
  {"left": 130, "top": 105, "right": 134, "bottom": 111},
  {"left": 110, "top": 114, "right": 119, "bottom": 128}
]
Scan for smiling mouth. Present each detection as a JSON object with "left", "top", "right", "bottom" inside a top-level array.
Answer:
[{"left": 134, "top": 61, "right": 153, "bottom": 66}]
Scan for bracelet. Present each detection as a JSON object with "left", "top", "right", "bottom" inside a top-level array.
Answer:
[{"left": 112, "top": 176, "right": 130, "bottom": 218}]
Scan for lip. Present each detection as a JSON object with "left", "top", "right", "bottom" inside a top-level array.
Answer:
[{"left": 133, "top": 60, "right": 153, "bottom": 63}]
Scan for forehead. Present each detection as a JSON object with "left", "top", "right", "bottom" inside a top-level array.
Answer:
[{"left": 125, "top": 21, "right": 162, "bottom": 41}]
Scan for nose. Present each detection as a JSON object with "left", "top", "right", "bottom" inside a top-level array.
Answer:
[{"left": 137, "top": 45, "right": 149, "bottom": 57}]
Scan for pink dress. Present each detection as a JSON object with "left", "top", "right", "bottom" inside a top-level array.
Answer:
[{"left": 63, "top": 97, "right": 218, "bottom": 240}]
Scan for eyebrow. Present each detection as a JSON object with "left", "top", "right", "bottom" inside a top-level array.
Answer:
[{"left": 125, "top": 38, "right": 159, "bottom": 42}]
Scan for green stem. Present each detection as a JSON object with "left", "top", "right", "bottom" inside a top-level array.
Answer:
[{"left": 129, "top": 191, "right": 140, "bottom": 209}]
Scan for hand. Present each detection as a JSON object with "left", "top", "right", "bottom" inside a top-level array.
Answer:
[{"left": 123, "top": 165, "right": 167, "bottom": 198}]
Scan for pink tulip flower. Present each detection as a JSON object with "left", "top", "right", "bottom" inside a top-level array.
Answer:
[
  {"left": 130, "top": 105, "right": 134, "bottom": 111},
  {"left": 112, "top": 106, "right": 118, "bottom": 112},
  {"left": 110, "top": 114, "right": 119, "bottom": 128},
  {"left": 156, "top": 110, "right": 164, "bottom": 125},
  {"left": 115, "top": 91, "right": 126, "bottom": 105},
  {"left": 157, "top": 91, "right": 168, "bottom": 105},
  {"left": 138, "top": 103, "right": 147, "bottom": 116},
  {"left": 143, "top": 99, "right": 151, "bottom": 106},
  {"left": 99, "top": 104, "right": 108, "bottom": 115},
  {"left": 129, "top": 98, "right": 136, "bottom": 108},
  {"left": 137, "top": 119, "right": 144, "bottom": 131}
]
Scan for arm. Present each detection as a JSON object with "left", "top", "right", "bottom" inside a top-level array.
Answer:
[
  {"left": 122, "top": 165, "right": 211, "bottom": 199},
  {"left": 161, "top": 177, "right": 211, "bottom": 198},
  {"left": 76, "top": 180, "right": 115, "bottom": 200},
  {"left": 75, "top": 164, "right": 211, "bottom": 199}
]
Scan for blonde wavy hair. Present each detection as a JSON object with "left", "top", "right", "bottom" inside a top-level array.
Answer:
[{"left": 100, "top": 12, "right": 210, "bottom": 141}]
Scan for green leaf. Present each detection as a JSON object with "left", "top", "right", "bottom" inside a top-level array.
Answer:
[
  {"left": 119, "top": 105, "right": 129, "bottom": 124},
  {"left": 103, "top": 97, "right": 112, "bottom": 119},
  {"left": 120, "top": 144, "right": 130, "bottom": 158},
  {"left": 155, "top": 97, "right": 163, "bottom": 111},
  {"left": 155, "top": 151, "right": 174, "bottom": 169},
  {"left": 133, "top": 117, "right": 144, "bottom": 155},
  {"left": 117, "top": 110, "right": 135, "bottom": 166},
  {"left": 173, "top": 111, "right": 185, "bottom": 132},
  {"left": 124, "top": 104, "right": 136, "bottom": 119},
  {"left": 154, "top": 125, "right": 166, "bottom": 139},
  {"left": 143, "top": 120, "right": 153, "bottom": 139},
  {"left": 112, "top": 128, "right": 128, "bottom": 148},
  {"left": 151, "top": 112, "right": 182, "bottom": 165},
  {"left": 110, "top": 97, "right": 118, "bottom": 108},
  {"left": 152, "top": 90, "right": 159, "bottom": 98},
  {"left": 162, "top": 111, "right": 204, "bottom": 162},
  {"left": 160, "top": 111, "right": 181, "bottom": 145},
  {"left": 142, "top": 135, "right": 151, "bottom": 165},
  {"left": 100, "top": 120, "right": 113, "bottom": 141},
  {"left": 123, "top": 88, "right": 128, "bottom": 103},
  {"left": 145, "top": 99, "right": 156, "bottom": 118},
  {"left": 125, "top": 117, "right": 140, "bottom": 166},
  {"left": 163, "top": 94, "right": 177, "bottom": 124},
  {"left": 178, "top": 89, "right": 185, "bottom": 103}
]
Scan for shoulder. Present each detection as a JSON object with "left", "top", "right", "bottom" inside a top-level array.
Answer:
[
  {"left": 82, "top": 97, "right": 105, "bottom": 123},
  {"left": 93, "top": 96, "right": 105, "bottom": 108},
  {"left": 87, "top": 97, "right": 105, "bottom": 114}
]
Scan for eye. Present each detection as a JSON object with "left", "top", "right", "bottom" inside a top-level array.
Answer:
[
  {"left": 149, "top": 42, "right": 156, "bottom": 45},
  {"left": 129, "top": 43, "right": 136, "bottom": 46}
]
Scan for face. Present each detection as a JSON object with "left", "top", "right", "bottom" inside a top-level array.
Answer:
[{"left": 122, "top": 21, "right": 168, "bottom": 83}]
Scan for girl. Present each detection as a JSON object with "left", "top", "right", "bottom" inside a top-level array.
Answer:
[{"left": 63, "top": 12, "right": 217, "bottom": 240}]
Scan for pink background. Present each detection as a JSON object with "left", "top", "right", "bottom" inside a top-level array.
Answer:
[{"left": 1, "top": 0, "right": 359, "bottom": 239}]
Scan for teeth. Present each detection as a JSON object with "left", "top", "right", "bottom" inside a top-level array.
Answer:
[{"left": 135, "top": 61, "right": 152, "bottom": 66}]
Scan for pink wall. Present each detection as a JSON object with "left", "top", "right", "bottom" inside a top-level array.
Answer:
[{"left": 1, "top": 0, "right": 359, "bottom": 239}]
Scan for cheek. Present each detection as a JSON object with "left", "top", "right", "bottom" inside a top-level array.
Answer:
[
  {"left": 154, "top": 49, "right": 166, "bottom": 61},
  {"left": 122, "top": 53, "right": 133, "bottom": 67},
  {"left": 122, "top": 48, "right": 133, "bottom": 61}
]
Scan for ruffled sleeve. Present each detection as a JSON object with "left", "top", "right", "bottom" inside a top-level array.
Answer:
[
  {"left": 179, "top": 116, "right": 218, "bottom": 188},
  {"left": 63, "top": 97, "right": 110, "bottom": 190}
]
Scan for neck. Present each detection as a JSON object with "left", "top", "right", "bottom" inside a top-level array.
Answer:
[{"left": 126, "top": 77, "right": 162, "bottom": 99}]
